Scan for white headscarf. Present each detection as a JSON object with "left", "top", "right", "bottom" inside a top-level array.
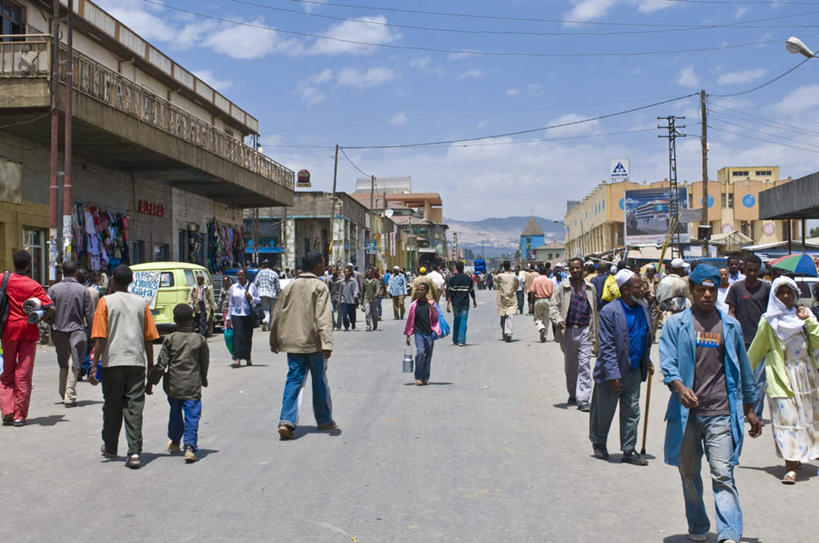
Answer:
[{"left": 764, "top": 276, "right": 804, "bottom": 341}]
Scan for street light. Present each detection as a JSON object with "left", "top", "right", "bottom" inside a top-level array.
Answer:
[{"left": 785, "top": 36, "right": 816, "bottom": 59}]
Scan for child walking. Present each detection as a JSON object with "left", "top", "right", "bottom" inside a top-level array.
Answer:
[
  {"left": 404, "top": 283, "right": 441, "bottom": 386},
  {"left": 153, "top": 304, "right": 209, "bottom": 463}
]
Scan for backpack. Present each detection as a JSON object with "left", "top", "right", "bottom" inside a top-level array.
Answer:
[{"left": 0, "top": 271, "right": 10, "bottom": 335}]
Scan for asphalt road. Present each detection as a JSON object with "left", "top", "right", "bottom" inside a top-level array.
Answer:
[{"left": 0, "top": 290, "right": 815, "bottom": 542}]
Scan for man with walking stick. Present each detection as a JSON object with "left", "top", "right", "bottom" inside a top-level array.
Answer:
[
  {"left": 589, "top": 269, "right": 653, "bottom": 464},
  {"left": 659, "top": 264, "right": 761, "bottom": 543}
]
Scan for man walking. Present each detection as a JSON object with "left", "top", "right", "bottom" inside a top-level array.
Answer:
[
  {"left": 589, "top": 270, "right": 652, "bottom": 464},
  {"left": 550, "top": 258, "right": 598, "bottom": 409},
  {"left": 724, "top": 254, "right": 770, "bottom": 418},
  {"left": 495, "top": 261, "right": 519, "bottom": 342},
  {"left": 524, "top": 264, "right": 538, "bottom": 315},
  {"left": 658, "top": 258, "right": 690, "bottom": 316},
  {"left": 362, "top": 270, "right": 380, "bottom": 331},
  {"left": 515, "top": 266, "right": 526, "bottom": 314},
  {"left": 48, "top": 260, "right": 92, "bottom": 407},
  {"left": 446, "top": 261, "right": 477, "bottom": 346},
  {"left": 532, "top": 266, "right": 555, "bottom": 343},
  {"left": 590, "top": 262, "right": 611, "bottom": 313},
  {"left": 726, "top": 255, "right": 745, "bottom": 285},
  {"left": 427, "top": 265, "right": 446, "bottom": 302},
  {"left": 187, "top": 274, "right": 214, "bottom": 336},
  {"left": 254, "top": 261, "right": 280, "bottom": 332},
  {"left": 270, "top": 251, "right": 335, "bottom": 439},
  {"left": 659, "top": 264, "right": 761, "bottom": 543},
  {"left": 642, "top": 264, "right": 660, "bottom": 335},
  {"left": 339, "top": 267, "right": 360, "bottom": 331},
  {"left": 388, "top": 266, "right": 407, "bottom": 320},
  {"left": 89, "top": 265, "right": 159, "bottom": 469},
  {"left": 0, "top": 251, "right": 54, "bottom": 426},
  {"left": 411, "top": 267, "right": 439, "bottom": 302}
]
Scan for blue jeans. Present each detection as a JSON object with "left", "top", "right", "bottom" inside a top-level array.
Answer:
[
  {"left": 678, "top": 414, "right": 742, "bottom": 542},
  {"left": 752, "top": 353, "right": 766, "bottom": 419},
  {"left": 414, "top": 333, "right": 434, "bottom": 381},
  {"left": 516, "top": 291, "right": 524, "bottom": 313},
  {"left": 167, "top": 397, "right": 202, "bottom": 451},
  {"left": 342, "top": 302, "right": 356, "bottom": 330},
  {"left": 451, "top": 303, "right": 469, "bottom": 344},
  {"left": 279, "top": 352, "right": 333, "bottom": 428},
  {"left": 331, "top": 301, "right": 341, "bottom": 329},
  {"left": 376, "top": 295, "right": 382, "bottom": 317}
]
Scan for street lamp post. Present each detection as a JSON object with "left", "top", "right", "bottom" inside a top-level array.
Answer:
[{"left": 786, "top": 36, "right": 816, "bottom": 58}]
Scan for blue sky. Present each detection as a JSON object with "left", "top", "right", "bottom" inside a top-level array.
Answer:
[{"left": 98, "top": 0, "right": 819, "bottom": 220}]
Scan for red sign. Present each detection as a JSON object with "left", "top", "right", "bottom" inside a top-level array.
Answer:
[
  {"left": 138, "top": 200, "right": 165, "bottom": 217},
  {"left": 297, "top": 169, "right": 311, "bottom": 186}
]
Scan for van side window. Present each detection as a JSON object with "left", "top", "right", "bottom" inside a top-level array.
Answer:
[
  {"left": 159, "top": 272, "right": 174, "bottom": 287},
  {"left": 184, "top": 270, "right": 195, "bottom": 286}
]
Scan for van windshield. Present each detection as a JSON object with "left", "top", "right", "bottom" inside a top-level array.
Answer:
[{"left": 184, "top": 270, "right": 195, "bottom": 286}]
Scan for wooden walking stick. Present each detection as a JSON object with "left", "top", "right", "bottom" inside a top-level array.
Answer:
[{"left": 640, "top": 365, "right": 654, "bottom": 456}]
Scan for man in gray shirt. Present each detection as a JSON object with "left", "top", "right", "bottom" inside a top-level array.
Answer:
[
  {"left": 47, "top": 261, "right": 91, "bottom": 407},
  {"left": 339, "top": 268, "right": 360, "bottom": 331}
]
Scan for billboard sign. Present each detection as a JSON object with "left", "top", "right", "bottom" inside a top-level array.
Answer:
[
  {"left": 128, "top": 271, "right": 161, "bottom": 310},
  {"left": 624, "top": 188, "right": 690, "bottom": 245},
  {"left": 610, "top": 159, "right": 630, "bottom": 181}
]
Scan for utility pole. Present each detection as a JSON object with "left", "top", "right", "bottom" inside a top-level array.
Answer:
[
  {"left": 658, "top": 115, "right": 686, "bottom": 258},
  {"left": 329, "top": 144, "right": 339, "bottom": 262},
  {"left": 48, "top": 0, "right": 60, "bottom": 279},
  {"left": 63, "top": 0, "right": 74, "bottom": 264},
  {"left": 700, "top": 90, "right": 710, "bottom": 257}
]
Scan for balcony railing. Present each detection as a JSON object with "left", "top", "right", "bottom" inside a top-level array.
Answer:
[{"left": 1, "top": 35, "right": 293, "bottom": 191}]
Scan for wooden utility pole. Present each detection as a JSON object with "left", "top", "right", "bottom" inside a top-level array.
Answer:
[
  {"left": 329, "top": 144, "right": 339, "bottom": 260},
  {"left": 63, "top": 0, "right": 74, "bottom": 263},
  {"left": 700, "top": 90, "right": 710, "bottom": 257},
  {"left": 48, "top": 0, "right": 60, "bottom": 278}
]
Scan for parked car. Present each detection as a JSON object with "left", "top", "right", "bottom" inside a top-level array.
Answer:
[
  {"left": 794, "top": 277, "right": 819, "bottom": 307},
  {"left": 130, "top": 262, "right": 214, "bottom": 335}
]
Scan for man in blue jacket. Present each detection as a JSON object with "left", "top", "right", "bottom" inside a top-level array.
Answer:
[
  {"left": 589, "top": 268, "right": 653, "bottom": 465},
  {"left": 659, "top": 264, "right": 761, "bottom": 543}
]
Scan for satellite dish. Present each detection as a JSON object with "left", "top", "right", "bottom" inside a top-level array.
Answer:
[{"left": 384, "top": 209, "right": 394, "bottom": 218}]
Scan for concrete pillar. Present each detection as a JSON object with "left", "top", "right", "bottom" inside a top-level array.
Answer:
[
  {"left": 284, "top": 217, "right": 296, "bottom": 271},
  {"left": 331, "top": 216, "right": 345, "bottom": 266}
]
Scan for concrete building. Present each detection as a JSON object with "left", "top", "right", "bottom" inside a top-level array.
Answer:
[
  {"left": 0, "top": 0, "right": 293, "bottom": 281},
  {"left": 535, "top": 241, "right": 565, "bottom": 265},
  {"left": 563, "top": 167, "right": 794, "bottom": 258},
  {"left": 520, "top": 216, "right": 545, "bottom": 262}
]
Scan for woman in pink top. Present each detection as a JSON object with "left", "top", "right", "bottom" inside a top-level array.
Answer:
[{"left": 404, "top": 283, "right": 441, "bottom": 386}]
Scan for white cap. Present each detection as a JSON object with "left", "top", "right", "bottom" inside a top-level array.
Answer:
[
  {"left": 615, "top": 269, "right": 635, "bottom": 288},
  {"left": 609, "top": 265, "right": 617, "bottom": 274},
  {"left": 645, "top": 263, "right": 655, "bottom": 270},
  {"left": 393, "top": 265, "right": 400, "bottom": 270},
  {"left": 671, "top": 258, "right": 685, "bottom": 268}
]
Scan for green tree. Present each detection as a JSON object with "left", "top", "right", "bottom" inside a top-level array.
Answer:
[{"left": 810, "top": 226, "right": 819, "bottom": 238}]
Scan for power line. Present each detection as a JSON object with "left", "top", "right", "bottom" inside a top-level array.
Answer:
[
  {"left": 234, "top": 0, "right": 819, "bottom": 38},
  {"left": 710, "top": 103, "right": 819, "bottom": 137},
  {"left": 339, "top": 146, "right": 373, "bottom": 176},
  {"left": 709, "top": 114, "right": 819, "bottom": 146},
  {"left": 708, "top": 123, "right": 819, "bottom": 154},
  {"left": 146, "top": 1, "right": 819, "bottom": 58},
  {"left": 709, "top": 58, "right": 813, "bottom": 97},
  {"left": 284, "top": 0, "right": 819, "bottom": 27},
  {"left": 342, "top": 93, "right": 698, "bottom": 149}
]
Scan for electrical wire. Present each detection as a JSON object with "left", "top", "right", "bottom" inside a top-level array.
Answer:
[
  {"left": 341, "top": 93, "right": 698, "bottom": 149},
  {"left": 710, "top": 107, "right": 819, "bottom": 138},
  {"left": 339, "top": 146, "right": 373, "bottom": 176},
  {"left": 0, "top": 108, "right": 55, "bottom": 131},
  {"left": 708, "top": 123, "right": 819, "bottom": 154},
  {"left": 709, "top": 114, "right": 819, "bottom": 146},
  {"left": 145, "top": 1, "right": 819, "bottom": 58},
  {"left": 709, "top": 58, "right": 813, "bottom": 97},
  {"left": 710, "top": 102, "right": 819, "bottom": 137},
  {"left": 234, "top": 0, "right": 819, "bottom": 38},
  {"left": 284, "top": 0, "right": 819, "bottom": 27}
]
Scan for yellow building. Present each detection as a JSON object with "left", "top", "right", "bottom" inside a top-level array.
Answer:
[{"left": 564, "top": 166, "right": 795, "bottom": 257}]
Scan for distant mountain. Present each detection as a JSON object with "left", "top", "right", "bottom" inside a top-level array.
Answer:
[{"left": 446, "top": 216, "right": 564, "bottom": 257}]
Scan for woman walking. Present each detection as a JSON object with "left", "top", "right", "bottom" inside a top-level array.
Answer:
[
  {"left": 748, "top": 276, "right": 819, "bottom": 484},
  {"left": 404, "top": 283, "right": 441, "bottom": 386},
  {"left": 225, "top": 268, "right": 260, "bottom": 368}
]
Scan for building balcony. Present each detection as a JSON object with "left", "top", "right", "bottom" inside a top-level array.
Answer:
[{"left": 0, "top": 36, "right": 293, "bottom": 207}]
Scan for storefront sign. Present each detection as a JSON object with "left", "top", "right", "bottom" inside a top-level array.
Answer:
[
  {"left": 128, "top": 270, "right": 161, "bottom": 310},
  {"left": 138, "top": 200, "right": 165, "bottom": 217}
]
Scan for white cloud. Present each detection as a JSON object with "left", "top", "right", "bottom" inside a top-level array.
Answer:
[
  {"left": 336, "top": 67, "right": 396, "bottom": 88},
  {"left": 716, "top": 68, "right": 767, "bottom": 86},
  {"left": 311, "top": 69, "right": 335, "bottom": 85},
  {"left": 771, "top": 84, "right": 819, "bottom": 116},
  {"left": 565, "top": 0, "right": 618, "bottom": 22},
  {"left": 676, "top": 66, "right": 700, "bottom": 89},
  {"left": 297, "top": 86, "right": 326, "bottom": 106},
  {"left": 505, "top": 83, "right": 544, "bottom": 97},
  {"left": 547, "top": 113, "right": 600, "bottom": 137},
  {"left": 458, "top": 69, "right": 486, "bottom": 80},
  {"left": 203, "top": 19, "right": 295, "bottom": 59},
  {"left": 410, "top": 57, "right": 431, "bottom": 70},
  {"left": 308, "top": 16, "right": 400, "bottom": 55},
  {"left": 192, "top": 70, "right": 233, "bottom": 92},
  {"left": 389, "top": 113, "right": 408, "bottom": 125}
]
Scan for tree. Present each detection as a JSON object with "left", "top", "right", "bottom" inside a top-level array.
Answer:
[{"left": 810, "top": 226, "right": 819, "bottom": 238}]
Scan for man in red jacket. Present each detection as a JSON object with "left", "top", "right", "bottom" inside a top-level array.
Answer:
[{"left": 1, "top": 250, "right": 54, "bottom": 426}]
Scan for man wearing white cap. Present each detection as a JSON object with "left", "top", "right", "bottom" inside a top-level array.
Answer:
[
  {"left": 550, "top": 258, "right": 599, "bottom": 409},
  {"left": 590, "top": 269, "right": 653, "bottom": 464}
]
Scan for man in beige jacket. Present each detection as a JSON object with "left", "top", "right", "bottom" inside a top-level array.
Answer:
[
  {"left": 270, "top": 251, "right": 335, "bottom": 440},
  {"left": 495, "top": 260, "right": 520, "bottom": 342}
]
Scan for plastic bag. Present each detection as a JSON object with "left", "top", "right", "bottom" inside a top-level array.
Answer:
[
  {"left": 224, "top": 327, "right": 235, "bottom": 356},
  {"left": 602, "top": 274, "right": 620, "bottom": 303},
  {"left": 434, "top": 302, "right": 450, "bottom": 340}
]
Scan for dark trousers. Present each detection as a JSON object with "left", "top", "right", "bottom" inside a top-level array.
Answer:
[
  {"left": 414, "top": 333, "right": 434, "bottom": 381},
  {"left": 231, "top": 315, "right": 253, "bottom": 361},
  {"left": 101, "top": 366, "right": 146, "bottom": 455},
  {"left": 342, "top": 302, "right": 357, "bottom": 330},
  {"left": 516, "top": 291, "right": 524, "bottom": 313},
  {"left": 196, "top": 301, "right": 208, "bottom": 336}
]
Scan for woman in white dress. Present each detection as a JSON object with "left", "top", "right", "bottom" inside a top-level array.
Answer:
[{"left": 748, "top": 276, "right": 819, "bottom": 484}]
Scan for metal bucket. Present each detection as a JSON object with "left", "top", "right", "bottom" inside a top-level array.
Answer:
[{"left": 402, "top": 352, "right": 414, "bottom": 373}]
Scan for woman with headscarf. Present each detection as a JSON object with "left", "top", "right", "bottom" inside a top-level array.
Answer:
[
  {"left": 225, "top": 268, "right": 260, "bottom": 368},
  {"left": 747, "top": 276, "right": 819, "bottom": 484}
]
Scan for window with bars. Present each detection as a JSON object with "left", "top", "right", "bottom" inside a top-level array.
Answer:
[{"left": 0, "top": 0, "right": 25, "bottom": 41}]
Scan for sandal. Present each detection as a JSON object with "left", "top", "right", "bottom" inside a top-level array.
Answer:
[
  {"left": 230, "top": 362, "right": 241, "bottom": 368},
  {"left": 782, "top": 470, "right": 797, "bottom": 485}
]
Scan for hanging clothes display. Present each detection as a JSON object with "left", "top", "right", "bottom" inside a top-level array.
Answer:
[
  {"left": 72, "top": 203, "right": 130, "bottom": 272},
  {"left": 207, "top": 218, "right": 245, "bottom": 272}
]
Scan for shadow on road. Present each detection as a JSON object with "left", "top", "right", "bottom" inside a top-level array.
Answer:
[
  {"left": 72, "top": 400, "right": 103, "bottom": 407},
  {"left": 663, "top": 536, "right": 761, "bottom": 543},
  {"left": 24, "top": 414, "right": 66, "bottom": 426},
  {"left": 291, "top": 427, "right": 343, "bottom": 439},
  {"left": 738, "top": 462, "right": 818, "bottom": 482},
  {"left": 402, "top": 382, "right": 453, "bottom": 386}
]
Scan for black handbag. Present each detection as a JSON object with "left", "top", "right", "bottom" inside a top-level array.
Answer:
[
  {"left": 250, "top": 302, "right": 265, "bottom": 329},
  {"left": 0, "top": 271, "right": 10, "bottom": 335}
]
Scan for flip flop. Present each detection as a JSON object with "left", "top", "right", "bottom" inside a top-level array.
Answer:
[
  {"left": 230, "top": 362, "right": 241, "bottom": 368},
  {"left": 782, "top": 470, "right": 797, "bottom": 485}
]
